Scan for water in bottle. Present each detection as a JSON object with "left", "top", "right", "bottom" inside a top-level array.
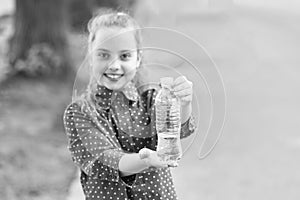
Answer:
[{"left": 155, "top": 77, "right": 182, "bottom": 167}]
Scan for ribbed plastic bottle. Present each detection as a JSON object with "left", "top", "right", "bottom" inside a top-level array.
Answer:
[{"left": 155, "top": 77, "right": 182, "bottom": 167}]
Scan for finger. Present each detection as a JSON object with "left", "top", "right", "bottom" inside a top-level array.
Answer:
[
  {"left": 173, "top": 75, "right": 192, "bottom": 85},
  {"left": 173, "top": 83, "right": 191, "bottom": 92},
  {"left": 153, "top": 160, "right": 168, "bottom": 168},
  {"left": 167, "top": 163, "right": 179, "bottom": 168},
  {"left": 159, "top": 160, "right": 169, "bottom": 168},
  {"left": 173, "top": 76, "right": 188, "bottom": 86},
  {"left": 180, "top": 96, "right": 193, "bottom": 103},
  {"left": 160, "top": 163, "right": 169, "bottom": 168},
  {"left": 155, "top": 156, "right": 169, "bottom": 168},
  {"left": 174, "top": 88, "right": 192, "bottom": 97},
  {"left": 174, "top": 82, "right": 193, "bottom": 93}
]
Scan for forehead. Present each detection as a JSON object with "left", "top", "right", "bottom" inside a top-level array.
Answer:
[{"left": 92, "top": 27, "right": 137, "bottom": 51}]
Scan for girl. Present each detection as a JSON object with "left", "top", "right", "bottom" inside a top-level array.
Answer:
[{"left": 63, "top": 10, "right": 195, "bottom": 200}]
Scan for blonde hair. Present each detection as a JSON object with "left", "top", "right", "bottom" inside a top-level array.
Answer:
[
  {"left": 87, "top": 9, "right": 142, "bottom": 50},
  {"left": 75, "top": 9, "right": 146, "bottom": 117}
]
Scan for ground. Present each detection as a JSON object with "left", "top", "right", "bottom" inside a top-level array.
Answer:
[
  {"left": 0, "top": 26, "right": 85, "bottom": 199},
  {"left": 0, "top": 76, "right": 76, "bottom": 200}
]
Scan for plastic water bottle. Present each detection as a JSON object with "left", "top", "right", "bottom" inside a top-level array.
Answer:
[{"left": 155, "top": 77, "right": 182, "bottom": 167}]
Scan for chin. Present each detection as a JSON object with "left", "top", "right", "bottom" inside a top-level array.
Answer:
[{"left": 104, "top": 83, "right": 124, "bottom": 91}]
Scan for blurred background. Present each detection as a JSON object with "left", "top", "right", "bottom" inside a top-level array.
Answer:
[{"left": 0, "top": 0, "right": 300, "bottom": 200}]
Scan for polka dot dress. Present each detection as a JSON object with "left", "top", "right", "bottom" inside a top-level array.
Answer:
[{"left": 63, "top": 82, "right": 196, "bottom": 200}]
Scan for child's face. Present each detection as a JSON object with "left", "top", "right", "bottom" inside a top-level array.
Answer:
[{"left": 90, "top": 27, "right": 140, "bottom": 91}]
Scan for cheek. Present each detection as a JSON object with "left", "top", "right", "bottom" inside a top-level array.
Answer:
[
  {"left": 92, "top": 61, "right": 107, "bottom": 74},
  {"left": 124, "top": 60, "right": 138, "bottom": 74},
  {"left": 92, "top": 67, "right": 102, "bottom": 75}
]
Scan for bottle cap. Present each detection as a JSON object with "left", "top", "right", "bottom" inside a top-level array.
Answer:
[{"left": 160, "top": 77, "right": 174, "bottom": 87}]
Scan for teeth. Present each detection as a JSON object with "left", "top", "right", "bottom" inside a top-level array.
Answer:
[{"left": 106, "top": 74, "right": 122, "bottom": 79}]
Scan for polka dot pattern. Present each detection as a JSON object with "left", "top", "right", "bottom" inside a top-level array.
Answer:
[{"left": 63, "top": 82, "right": 196, "bottom": 200}]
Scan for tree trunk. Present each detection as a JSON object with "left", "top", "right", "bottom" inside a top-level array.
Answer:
[
  {"left": 69, "top": 0, "right": 92, "bottom": 32},
  {"left": 9, "top": 0, "right": 73, "bottom": 78},
  {"left": 68, "top": 0, "right": 137, "bottom": 32}
]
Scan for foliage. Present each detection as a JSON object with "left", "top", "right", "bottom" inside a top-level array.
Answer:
[{"left": 14, "top": 43, "right": 63, "bottom": 77}]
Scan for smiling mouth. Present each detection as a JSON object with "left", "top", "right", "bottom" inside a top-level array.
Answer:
[{"left": 104, "top": 73, "right": 124, "bottom": 81}]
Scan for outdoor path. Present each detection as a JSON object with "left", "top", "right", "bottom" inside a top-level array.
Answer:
[{"left": 66, "top": 171, "right": 84, "bottom": 200}]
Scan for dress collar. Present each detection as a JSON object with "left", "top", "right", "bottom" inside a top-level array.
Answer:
[
  {"left": 121, "top": 81, "right": 139, "bottom": 102},
  {"left": 92, "top": 82, "right": 139, "bottom": 109}
]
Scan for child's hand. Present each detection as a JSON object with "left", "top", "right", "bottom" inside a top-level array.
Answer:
[
  {"left": 139, "top": 148, "right": 168, "bottom": 168},
  {"left": 173, "top": 76, "right": 193, "bottom": 107}
]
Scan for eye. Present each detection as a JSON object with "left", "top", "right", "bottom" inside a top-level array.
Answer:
[
  {"left": 97, "top": 52, "right": 110, "bottom": 59},
  {"left": 120, "top": 53, "right": 132, "bottom": 61}
]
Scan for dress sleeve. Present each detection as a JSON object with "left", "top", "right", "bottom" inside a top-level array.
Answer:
[
  {"left": 180, "top": 115, "right": 196, "bottom": 139},
  {"left": 63, "top": 102, "right": 125, "bottom": 182}
]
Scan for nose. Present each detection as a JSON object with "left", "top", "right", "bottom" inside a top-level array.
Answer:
[{"left": 108, "top": 59, "right": 121, "bottom": 71}]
